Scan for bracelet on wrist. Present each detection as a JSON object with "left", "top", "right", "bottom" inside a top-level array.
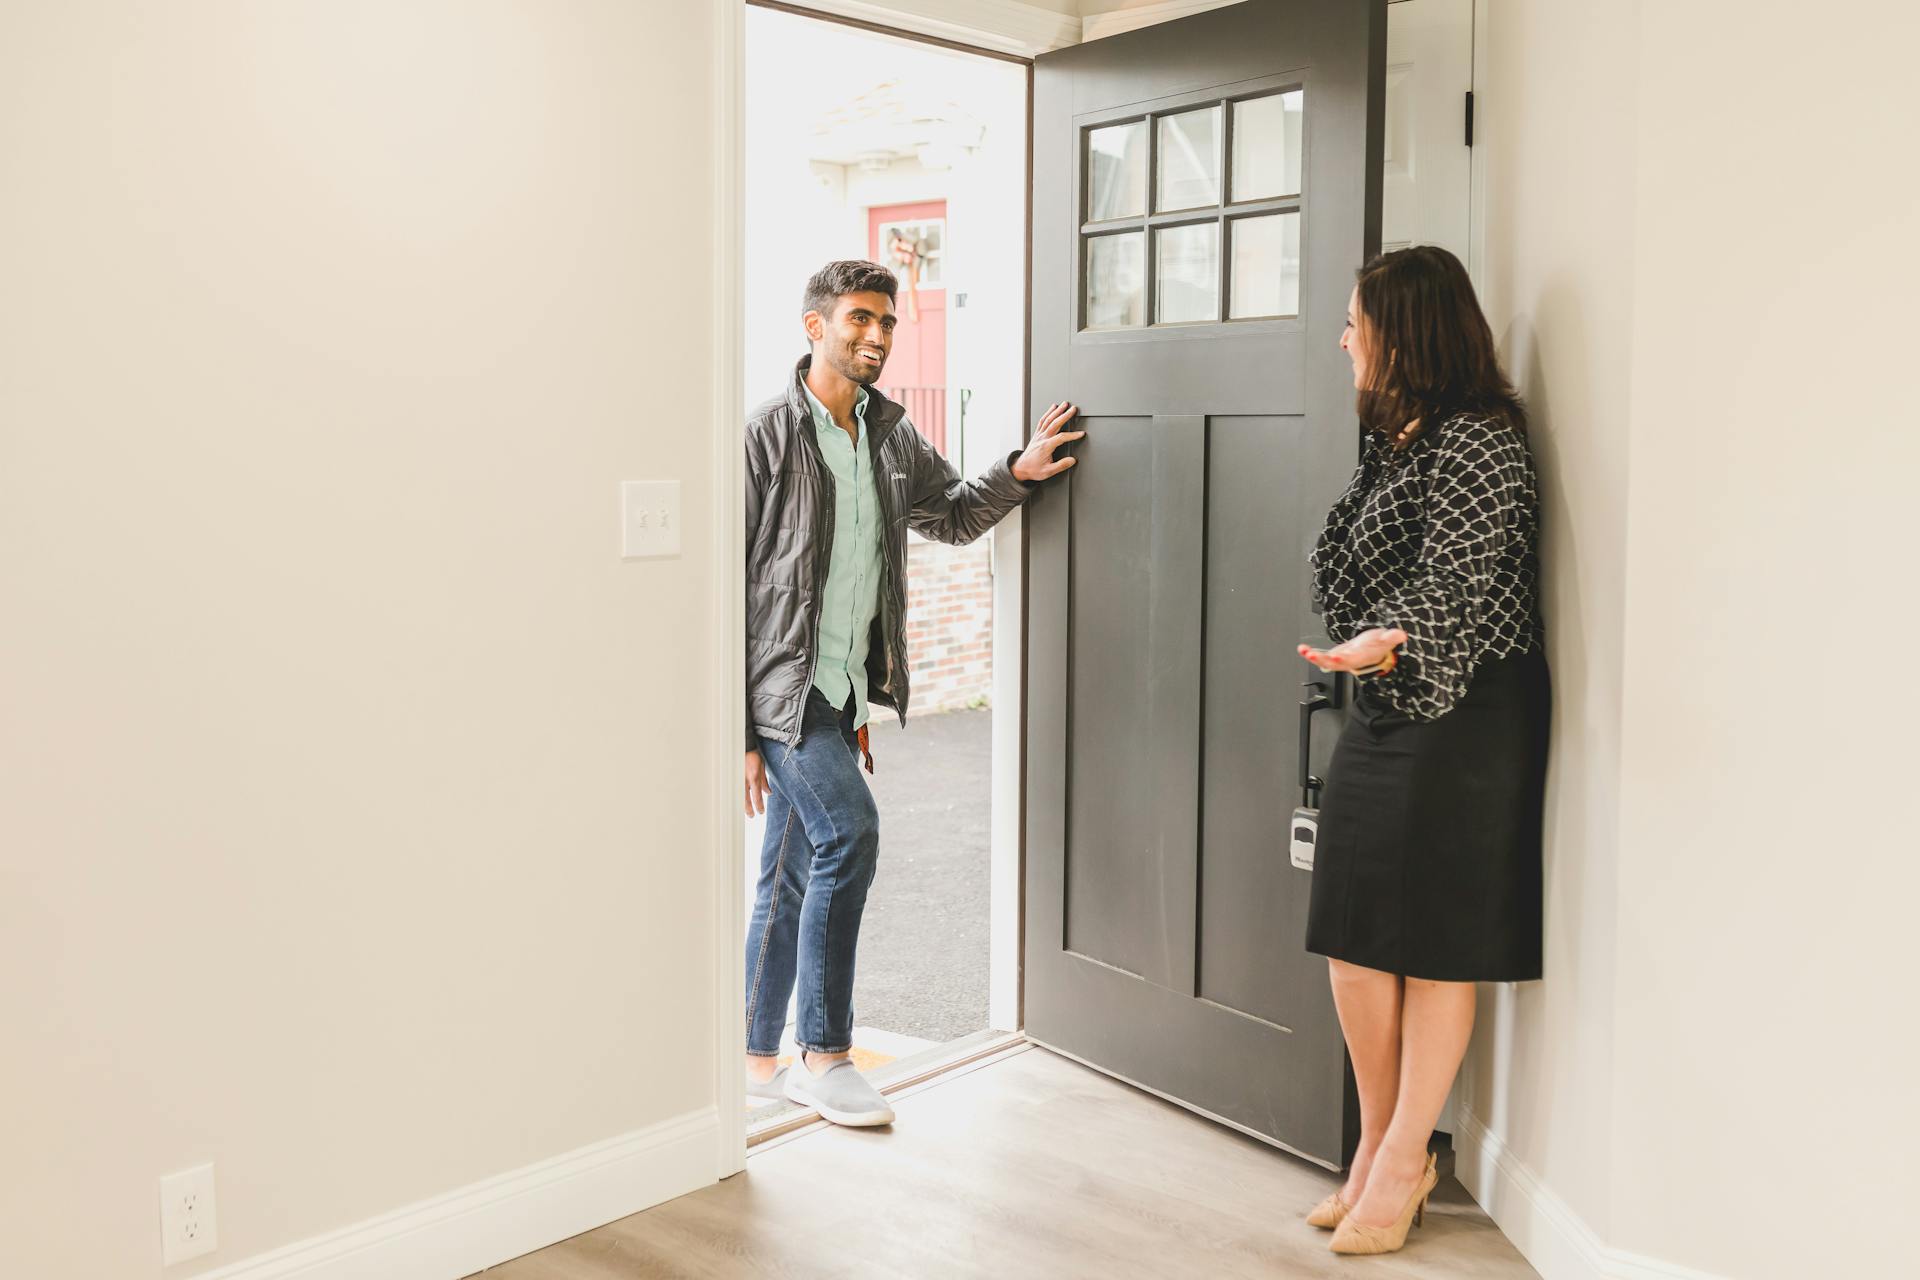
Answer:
[{"left": 1352, "top": 648, "right": 1398, "bottom": 678}]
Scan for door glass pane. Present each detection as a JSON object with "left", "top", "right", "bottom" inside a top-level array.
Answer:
[
  {"left": 1086, "top": 121, "right": 1148, "bottom": 222},
  {"left": 1231, "top": 90, "right": 1304, "bottom": 202},
  {"left": 1155, "top": 222, "right": 1219, "bottom": 324},
  {"left": 1228, "top": 213, "right": 1301, "bottom": 319},
  {"left": 1086, "top": 232, "right": 1146, "bottom": 329},
  {"left": 1155, "top": 106, "right": 1221, "bottom": 212}
]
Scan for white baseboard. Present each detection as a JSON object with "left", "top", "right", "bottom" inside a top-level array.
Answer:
[
  {"left": 191, "top": 1107, "right": 720, "bottom": 1280},
  {"left": 1453, "top": 1107, "right": 1726, "bottom": 1280}
]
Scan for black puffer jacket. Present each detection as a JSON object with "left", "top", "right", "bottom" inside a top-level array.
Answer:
[{"left": 745, "top": 358, "right": 1031, "bottom": 749}]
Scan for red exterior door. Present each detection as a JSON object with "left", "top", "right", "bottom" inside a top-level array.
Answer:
[{"left": 870, "top": 200, "right": 947, "bottom": 453}]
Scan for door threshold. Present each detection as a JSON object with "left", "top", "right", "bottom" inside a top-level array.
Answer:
[{"left": 747, "top": 1030, "right": 1030, "bottom": 1150}]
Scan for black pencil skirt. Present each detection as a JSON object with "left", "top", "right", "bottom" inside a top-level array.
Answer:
[{"left": 1304, "top": 649, "right": 1551, "bottom": 982}]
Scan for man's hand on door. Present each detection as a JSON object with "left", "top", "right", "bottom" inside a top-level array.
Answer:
[{"left": 1012, "top": 402, "right": 1084, "bottom": 483}]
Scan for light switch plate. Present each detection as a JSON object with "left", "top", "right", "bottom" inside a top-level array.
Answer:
[{"left": 621, "top": 480, "right": 681, "bottom": 559}]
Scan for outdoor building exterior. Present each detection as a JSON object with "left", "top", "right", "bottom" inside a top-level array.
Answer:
[{"left": 745, "top": 8, "right": 1025, "bottom": 713}]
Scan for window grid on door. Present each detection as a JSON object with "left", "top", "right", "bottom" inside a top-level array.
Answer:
[{"left": 1081, "top": 88, "right": 1304, "bottom": 331}]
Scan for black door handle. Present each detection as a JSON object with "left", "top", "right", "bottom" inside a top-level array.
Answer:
[{"left": 1297, "top": 675, "right": 1343, "bottom": 808}]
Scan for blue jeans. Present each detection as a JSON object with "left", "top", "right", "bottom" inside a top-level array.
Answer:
[{"left": 745, "top": 688, "right": 880, "bottom": 1056}]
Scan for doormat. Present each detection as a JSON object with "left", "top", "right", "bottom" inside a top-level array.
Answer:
[{"left": 778, "top": 1045, "right": 896, "bottom": 1073}]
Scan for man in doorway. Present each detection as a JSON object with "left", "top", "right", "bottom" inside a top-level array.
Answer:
[{"left": 743, "top": 259, "right": 1081, "bottom": 1126}]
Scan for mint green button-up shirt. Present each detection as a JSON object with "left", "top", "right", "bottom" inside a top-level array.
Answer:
[{"left": 802, "top": 382, "right": 886, "bottom": 730}]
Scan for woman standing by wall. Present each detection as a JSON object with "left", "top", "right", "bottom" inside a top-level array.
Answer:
[{"left": 1297, "top": 246, "right": 1551, "bottom": 1257}]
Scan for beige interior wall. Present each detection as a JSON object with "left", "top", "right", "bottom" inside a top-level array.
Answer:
[
  {"left": 1469, "top": 2, "right": 1920, "bottom": 1276},
  {"left": 1458, "top": 0, "right": 1641, "bottom": 1246},
  {"left": 0, "top": 3, "right": 722, "bottom": 1276},
  {"left": 1609, "top": 3, "right": 1919, "bottom": 1277}
]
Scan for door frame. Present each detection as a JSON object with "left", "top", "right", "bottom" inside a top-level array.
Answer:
[
  {"left": 710, "top": 0, "right": 1056, "bottom": 1179},
  {"left": 707, "top": 0, "right": 1489, "bottom": 1178},
  {"left": 1468, "top": 0, "right": 1491, "bottom": 287},
  {"left": 711, "top": 0, "right": 745, "bottom": 1179}
]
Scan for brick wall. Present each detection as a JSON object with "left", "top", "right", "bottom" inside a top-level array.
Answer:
[{"left": 900, "top": 533, "right": 994, "bottom": 715}]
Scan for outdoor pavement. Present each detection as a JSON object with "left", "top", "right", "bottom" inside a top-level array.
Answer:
[{"left": 744, "top": 706, "right": 993, "bottom": 1051}]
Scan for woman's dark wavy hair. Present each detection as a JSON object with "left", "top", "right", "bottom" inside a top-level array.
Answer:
[{"left": 1353, "top": 245, "right": 1525, "bottom": 443}]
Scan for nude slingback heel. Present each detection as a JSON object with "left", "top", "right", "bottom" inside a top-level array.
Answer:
[{"left": 1328, "top": 1152, "right": 1439, "bottom": 1256}]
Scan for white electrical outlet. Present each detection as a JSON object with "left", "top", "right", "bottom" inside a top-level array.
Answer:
[
  {"left": 159, "top": 1164, "right": 218, "bottom": 1265},
  {"left": 621, "top": 480, "right": 681, "bottom": 559}
]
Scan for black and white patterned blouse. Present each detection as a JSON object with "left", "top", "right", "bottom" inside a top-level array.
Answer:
[{"left": 1310, "top": 412, "right": 1544, "bottom": 721}]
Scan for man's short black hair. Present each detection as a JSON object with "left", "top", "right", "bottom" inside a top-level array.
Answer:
[{"left": 801, "top": 260, "right": 898, "bottom": 321}]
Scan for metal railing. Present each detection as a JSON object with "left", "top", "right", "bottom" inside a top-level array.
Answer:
[{"left": 880, "top": 385, "right": 947, "bottom": 456}]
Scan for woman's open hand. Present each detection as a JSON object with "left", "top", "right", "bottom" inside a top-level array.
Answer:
[{"left": 1298, "top": 627, "right": 1408, "bottom": 674}]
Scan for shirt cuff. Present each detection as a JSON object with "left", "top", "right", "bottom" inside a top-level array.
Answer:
[{"left": 1003, "top": 449, "right": 1036, "bottom": 490}]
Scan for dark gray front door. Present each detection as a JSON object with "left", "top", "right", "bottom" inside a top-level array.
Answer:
[{"left": 1024, "top": 0, "right": 1384, "bottom": 1168}]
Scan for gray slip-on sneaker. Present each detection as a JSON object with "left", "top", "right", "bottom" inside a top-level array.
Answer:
[
  {"left": 745, "top": 1065, "right": 788, "bottom": 1103},
  {"left": 783, "top": 1058, "right": 895, "bottom": 1127}
]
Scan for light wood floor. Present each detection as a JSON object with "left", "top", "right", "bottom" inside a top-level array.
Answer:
[{"left": 475, "top": 1046, "right": 1539, "bottom": 1279}]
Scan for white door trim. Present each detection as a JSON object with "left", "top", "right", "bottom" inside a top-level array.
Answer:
[
  {"left": 710, "top": 0, "right": 749, "bottom": 1181},
  {"left": 1080, "top": 0, "right": 1251, "bottom": 44},
  {"left": 988, "top": 514, "right": 1025, "bottom": 1031},
  {"left": 754, "top": 0, "right": 1078, "bottom": 57},
  {"left": 1467, "top": 0, "right": 1491, "bottom": 290}
]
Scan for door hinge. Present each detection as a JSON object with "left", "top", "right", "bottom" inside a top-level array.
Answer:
[{"left": 1464, "top": 90, "right": 1475, "bottom": 147}]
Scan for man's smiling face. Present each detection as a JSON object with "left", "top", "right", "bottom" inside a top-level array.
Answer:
[{"left": 807, "top": 291, "right": 897, "bottom": 386}]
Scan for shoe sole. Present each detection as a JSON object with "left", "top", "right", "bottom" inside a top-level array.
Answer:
[{"left": 783, "top": 1087, "right": 894, "bottom": 1127}]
